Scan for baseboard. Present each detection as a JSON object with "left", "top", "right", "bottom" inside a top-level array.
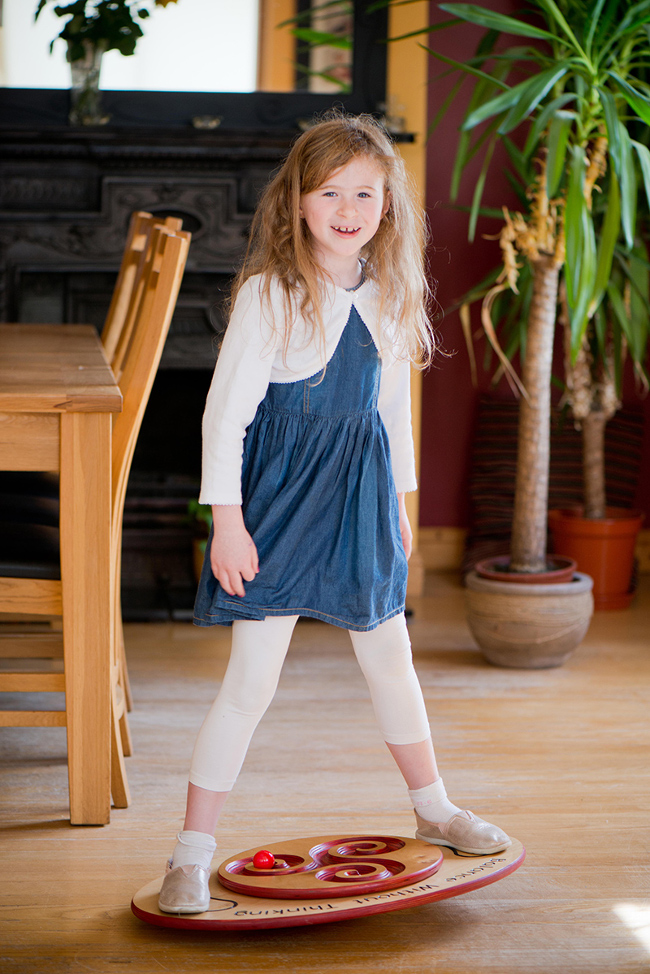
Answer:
[
  {"left": 406, "top": 549, "right": 425, "bottom": 597},
  {"left": 418, "top": 527, "right": 467, "bottom": 572},
  {"left": 418, "top": 526, "right": 650, "bottom": 573}
]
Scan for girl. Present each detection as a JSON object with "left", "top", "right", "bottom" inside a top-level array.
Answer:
[{"left": 158, "top": 113, "right": 510, "bottom": 914}]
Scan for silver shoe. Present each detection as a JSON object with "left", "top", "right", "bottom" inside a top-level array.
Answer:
[
  {"left": 158, "top": 859, "right": 211, "bottom": 914},
  {"left": 415, "top": 809, "right": 511, "bottom": 855}
]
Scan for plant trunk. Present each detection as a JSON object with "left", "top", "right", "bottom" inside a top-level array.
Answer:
[
  {"left": 582, "top": 411, "right": 607, "bottom": 518},
  {"left": 510, "top": 255, "right": 560, "bottom": 573}
]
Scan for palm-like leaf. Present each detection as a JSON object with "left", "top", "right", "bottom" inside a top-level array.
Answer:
[{"left": 420, "top": 0, "right": 650, "bottom": 366}]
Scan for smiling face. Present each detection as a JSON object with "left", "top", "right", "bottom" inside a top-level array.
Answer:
[{"left": 299, "top": 155, "right": 389, "bottom": 286}]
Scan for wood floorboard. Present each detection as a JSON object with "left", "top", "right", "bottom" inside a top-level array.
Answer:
[{"left": 1, "top": 573, "right": 649, "bottom": 973}]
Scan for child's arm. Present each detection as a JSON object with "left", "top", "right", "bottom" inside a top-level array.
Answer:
[
  {"left": 397, "top": 493, "right": 412, "bottom": 560},
  {"left": 377, "top": 358, "right": 418, "bottom": 494},
  {"left": 210, "top": 505, "right": 259, "bottom": 597},
  {"left": 200, "top": 277, "right": 281, "bottom": 507}
]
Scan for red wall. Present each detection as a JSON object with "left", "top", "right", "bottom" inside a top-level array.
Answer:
[{"left": 419, "top": 1, "right": 650, "bottom": 527}]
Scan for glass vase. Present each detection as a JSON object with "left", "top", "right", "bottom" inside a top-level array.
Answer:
[{"left": 68, "top": 41, "right": 110, "bottom": 126}]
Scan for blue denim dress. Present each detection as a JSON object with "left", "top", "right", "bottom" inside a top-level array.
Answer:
[{"left": 193, "top": 305, "right": 408, "bottom": 632}]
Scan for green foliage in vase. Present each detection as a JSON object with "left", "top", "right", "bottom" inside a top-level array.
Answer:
[{"left": 35, "top": 0, "right": 178, "bottom": 61}]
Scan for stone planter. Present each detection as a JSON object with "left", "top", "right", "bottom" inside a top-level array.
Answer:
[
  {"left": 474, "top": 554, "right": 577, "bottom": 584},
  {"left": 465, "top": 570, "right": 594, "bottom": 668}
]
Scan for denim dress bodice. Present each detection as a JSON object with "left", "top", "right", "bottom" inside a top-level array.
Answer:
[{"left": 263, "top": 306, "right": 380, "bottom": 420}]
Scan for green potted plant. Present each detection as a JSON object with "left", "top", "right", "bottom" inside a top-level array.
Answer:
[
  {"left": 408, "top": 0, "right": 650, "bottom": 664},
  {"left": 459, "top": 139, "right": 649, "bottom": 612},
  {"left": 187, "top": 499, "right": 212, "bottom": 583},
  {"left": 548, "top": 236, "right": 648, "bottom": 609},
  {"left": 35, "top": 0, "right": 178, "bottom": 124}
]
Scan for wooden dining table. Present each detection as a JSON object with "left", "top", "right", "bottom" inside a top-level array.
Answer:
[{"left": 0, "top": 324, "right": 122, "bottom": 825}]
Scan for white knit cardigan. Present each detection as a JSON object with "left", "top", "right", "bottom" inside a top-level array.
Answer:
[{"left": 199, "top": 273, "right": 418, "bottom": 505}]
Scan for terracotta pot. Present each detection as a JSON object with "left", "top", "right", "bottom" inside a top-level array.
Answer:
[
  {"left": 474, "top": 554, "right": 577, "bottom": 584},
  {"left": 548, "top": 507, "right": 644, "bottom": 610},
  {"left": 465, "top": 570, "right": 594, "bottom": 668}
]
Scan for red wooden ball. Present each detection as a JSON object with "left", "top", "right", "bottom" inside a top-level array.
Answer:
[{"left": 252, "top": 850, "right": 275, "bottom": 869}]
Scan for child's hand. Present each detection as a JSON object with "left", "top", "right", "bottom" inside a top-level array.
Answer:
[
  {"left": 397, "top": 493, "right": 412, "bottom": 561},
  {"left": 210, "top": 505, "right": 259, "bottom": 597}
]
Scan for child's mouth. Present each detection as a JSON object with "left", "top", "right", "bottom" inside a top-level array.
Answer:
[{"left": 332, "top": 226, "right": 360, "bottom": 235}]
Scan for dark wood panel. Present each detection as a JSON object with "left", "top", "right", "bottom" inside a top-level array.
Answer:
[{"left": 0, "top": 127, "right": 285, "bottom": 338}]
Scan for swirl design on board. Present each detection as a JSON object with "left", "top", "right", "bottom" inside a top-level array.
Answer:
[{"left": 218, "top": 835, "right": 431, "bottom": 898}]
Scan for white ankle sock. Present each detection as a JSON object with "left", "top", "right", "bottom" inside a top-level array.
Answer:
[
  {"left": 171, "top": 830, "right": 216, "bottom": 870},
  {"left": 408, "top": 778, "right": 463, "bottom": 825}
]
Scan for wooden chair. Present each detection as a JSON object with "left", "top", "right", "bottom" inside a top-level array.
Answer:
[
  {"left": 102, "top": 211, "right": 182, "bottom": 715},
  {"left": 0, "top": 226, "right": 191, "bottom": 818},
  {"left": 108, "top": 226, "right": 190, "bottom": 801},
  {"left": 1, "top": 211, "right": 183, "bottom": 718},
  {"left": 0, "top": 210, "right": 183, "bottom": 772}
]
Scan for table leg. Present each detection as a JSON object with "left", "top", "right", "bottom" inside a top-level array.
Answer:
[{"left": 60, "top": 411, "right": 113, "bottom": 825}]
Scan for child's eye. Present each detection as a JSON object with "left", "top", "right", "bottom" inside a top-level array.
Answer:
[
  {"left": 323, "top": 191, "right": 337, "bottom": 197},
  {"left": 358, "top": 192, "right": 371, "bottom": 198}
]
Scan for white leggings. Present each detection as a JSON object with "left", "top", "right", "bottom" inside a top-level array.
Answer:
[{"left": 189, "top": 613, "right": 431, "bottom": 792}]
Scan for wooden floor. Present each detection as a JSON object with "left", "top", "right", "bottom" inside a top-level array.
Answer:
[{"left": 1, "top": 573, "right": 649, "bottom": 973}]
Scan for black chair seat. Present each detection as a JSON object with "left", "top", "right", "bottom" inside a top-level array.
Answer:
[
  {"left": 0, "top": 471, "right": 59, "bottom": 498},
  {"left": 0, "top": 471, "right": 60, "bottom": 578},
  {"left": 0, "top": 522, "right": 61, "bottom": 580},
  {"left": 0, "top": 493, "right": 59, "bottom": 526}
]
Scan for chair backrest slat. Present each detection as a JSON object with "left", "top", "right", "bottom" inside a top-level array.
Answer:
[
  {"left": 101, "top": 211, "right": 156, "bottom": 364},
  {"left": 110, "top": 226, "right": 191, "bottom": 539},
  {"left": 110, "top": 215, "right": 183, "bottom": 381}
]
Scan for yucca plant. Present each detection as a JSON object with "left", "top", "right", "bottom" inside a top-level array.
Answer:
[{"left": 417, "top": 0, "right": 650, "bottom": 573}]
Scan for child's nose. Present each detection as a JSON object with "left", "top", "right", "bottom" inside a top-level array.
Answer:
[{"left": 337, "top": 197, "right": 357, "bottom": 215}]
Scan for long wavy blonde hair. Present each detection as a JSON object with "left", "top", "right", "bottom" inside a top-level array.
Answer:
[{"left": 231, "top": 111, "right": 435, "bottom": 366}]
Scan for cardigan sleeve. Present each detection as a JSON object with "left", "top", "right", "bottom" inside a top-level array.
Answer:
[
  {"left": 377, "top": 357, "right": 418, "bottom": 493},
  {"left": 199, "top": 278, "right": 281, "bottom": 505}
]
